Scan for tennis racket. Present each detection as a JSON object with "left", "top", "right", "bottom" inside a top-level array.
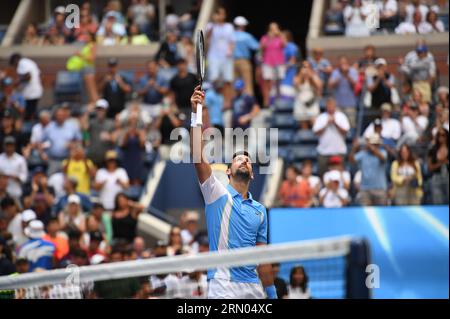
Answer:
[{"left": 195, "top": 29, "right": 206, "bottom": 126}]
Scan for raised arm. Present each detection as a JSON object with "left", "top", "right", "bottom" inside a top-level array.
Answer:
[{"left": 190, "top": 86, "right": 212, "bottom": 184}]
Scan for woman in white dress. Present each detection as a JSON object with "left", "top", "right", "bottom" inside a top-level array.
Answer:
[
  {"left": 344, "top": 0, "right": 371, "bottom": 37},
  {"left": 293, "top": 61, "right": 322, "bottom": 129}
]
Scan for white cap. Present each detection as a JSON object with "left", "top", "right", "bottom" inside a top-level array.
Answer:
[
  {"left": 90, "top": 254, "right": 106, "bottom": 265},
  {"left": 327, "top": 170, "right": 341, "bottom": 182},
  {"left": 21, "top": 209, "right": 37, "bottom": 223},
  {"left": 54, "top": 6, "right": 65, "bottom": 14},
  {"left": 24, "top": 220, "right": 45, "bottom": 239},
  {"left": 68, "top": 194, "right": 81, "bottom": 205},
  {"left": 95, "top": 99, "right": 109, "bottom": 109},
  {"left": 233, "top": 16, "right": 249, "bottom": 26},
  {"left": 375, "top": 58, "right": 387, "bottom": 66}
]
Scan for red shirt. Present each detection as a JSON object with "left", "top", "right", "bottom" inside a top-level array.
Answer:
[{"left": 278, "top": 179, "right": 312, "bottom": 208}]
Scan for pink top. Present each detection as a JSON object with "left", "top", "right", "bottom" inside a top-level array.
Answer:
[{"left": 260, "top": 35, "right": 285, "bottom": 66}]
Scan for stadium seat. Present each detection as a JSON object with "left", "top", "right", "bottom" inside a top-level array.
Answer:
[
  {"left": 294, "top": 130, "right": 319, "bottom": 144},
  {"left": 273, "top": 98, "right": 294, "bottom": 113},
  {"left": 278, "top": 147, "right": 292, "bottom": 162},
  {"left": 277, "top": 129, "right": 296, "bottom": 145},
  {"left": 54, "top": 71, "right": 83, "bottom": 103},
  {"left": 290, "top": 145, "right": 318, "bottom": 161},
  {"left": 270, "top": 114, "right": 298, "bottom": 129}
]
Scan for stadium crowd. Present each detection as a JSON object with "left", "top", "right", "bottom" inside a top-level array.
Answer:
[{"left": 0, "top": 1, "right": 448, "bottom": 298}]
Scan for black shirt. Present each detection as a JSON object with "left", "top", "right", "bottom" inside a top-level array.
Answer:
[
  {"left": 112, "top": 211, "right": 137, "bottom": 243},
  {"left": 170, "top": 73, "right": 197, "bottom": 111},
  {"left": 274, "top": 277, "right": 288, "bottom": 298},
  {"left": 102, "top": 76, "right": 130, "bottom": 119}
]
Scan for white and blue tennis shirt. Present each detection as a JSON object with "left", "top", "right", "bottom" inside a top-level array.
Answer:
[{"left": 199, "top": 174, "right": 268, "bottom": 284}]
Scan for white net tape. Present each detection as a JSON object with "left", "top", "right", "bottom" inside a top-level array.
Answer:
[{"left": 0, "top": 236, "right": 352, "bottom": 290}]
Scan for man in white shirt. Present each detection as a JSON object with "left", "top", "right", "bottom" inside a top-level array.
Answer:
[
  {"left": 178, "top": 271, "right": 208, "bottom": 299},
  {"left": 395, "top": 10, "right": 433, "bottom": 34},
  {"left": 180, "top": 210, "right": 199, "bottom": 246},
  {"left": 9, "top": 53, "right": 43, "bottom": 120},
  {"left": 313, "top": 97, "right": 350, "bottom": 177},
  {"left": 364, "top": 103, "right": 401, "bottom": 145},
  {"left": 0, "top": 137, "right": 28, "bottom": 199},
  {"left": 319, "top": 170, "right": 349, "bottom": 208},
  {"left": 94, "top": 150, "right": 129, "bottom": 210},
  {"left": 398, "top": 103, "right": 428, "bottom": 147},
  {"left": 30, "top": 110, "right": 51, "bottom": 144},
  {"left": 405, "top": 0, "right": 429, "bottom": 23}
]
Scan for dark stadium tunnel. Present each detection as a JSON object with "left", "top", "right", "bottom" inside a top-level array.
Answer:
[{"left": 219, "top": 0, "right": 313, "bottom": 60}]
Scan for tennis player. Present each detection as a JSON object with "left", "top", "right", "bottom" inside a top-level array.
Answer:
[{"left": 189, "top": 86, "right": 277, "bottom": 299}]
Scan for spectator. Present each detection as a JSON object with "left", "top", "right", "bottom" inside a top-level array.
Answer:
[
  {"left": 165, "top": 5, "right": 180, "bottom": 34},
  {"left": 7, "top": 206, "right": 36, "bottom": 248},
  {"left": 233, "top": 16, "right": 259, "bottom": 96},
  {"left": 205, "top": 81, "right": 225, "bottom": 134},
  {"left": 117, "top": 97, "right": 152, "bottom": 130},
  {"left": 22, "top": 23, "right": 43, "bottom": 46},
  {"left": 156, "top": 31, "right": 180, "bottom": 68},
  {"left": 278, "top": 165, "right": 312, "bottom": 208},
  {"left": 328, "top": 56, "right": 359, "bottom": 127},
  {"left": 293, "top": 61, "right": 322, "bottom": 129},
  {"left": 405, "top": 0, "right": 429, "bottom": 23},
  {"left": 271, "top": 263, "right": 288, "bottom": 299},
  {"left": 97, "top": 11, "right": 126, "bottom": 41},
  {"left": 118, "top": 114, "right": 146, "bottom": 186},
  {"left": 53, "top": 176, "right": 92, "bottom": 216},
  {"left": 178, "top": 34, "right": 196, "bottom": 74},
  {"left": 58, "top": 194, "right": 86, "bottom": 233},
  {"left": 43, "top": 106, "right": 82, "bottom": 175},
  {"left": 22, "top": 166, "right": 55, "bottom": 213},
  {"left": 297, "top": 160, "right": 322, "bottom": 205},
  {"left": 323, "top": 156, "right": 351, "bottom": 190},
  {"left": 0, "top": 109, "right": 27, "bottom": 154},
  {"left": 287, "top": 266, "right": 311, "bottom": 299},
  {"left": 358, "top": 45, "right": 378, "bottom": 75},
  {"left": 86, "top": 230, "right": 107, "bottom": 260},
  {"left": 436, "top": 86, "right": 449, "bottom": 111},
  {"left": 43, "top": 217, "right": 69, "bottom": 262},
  {"left": 58, "top": 228, "right": 84, "bottom": 267},
  {"left": 313, "top": 98, "right": 350, "bottom": 177},
  {"left": 127, "top": 0, "right": 156, "bottom": 39},
  {"left": 398, "top": 103, "right": 428, "bottom": 147},
  {"left": 120, "top": 23, "right": 150, "bottom": 45},
  {"left": 88, "top": 199, "right": 113, "bottom": 244},
  {"left": 94, "top": 150, "right": 129, "bottom": 211},
  {"left": 280, "top": 30, "right": 300, "bottom": 96},
  {"left": 308, "top": 48, "right": 333, "bottom": 89},
  {"left": 426, "top": 10, "right": 445, "bottom": 32},
  {"left": 350, "top": 134, "right": 388, "bottom": 206},
  {"left": 0, "top": 169, "right": 10, "bottom": 201},
  {"left": 378, "top": 0, "right": 399, "bottom": 32},
  {"left": 391, "top": 144, "right": 423, "bottom": 205},
  {"left": 411, "top": 87, "right": 431, "bottom": 118},
  {"left": 15, "top": 258, "right": 29, "bottom": 274},
  {"left": 84, "top": 99, "right": 116, "bottom": 167},
  {"left": 400, "top": 41, "right": 436, "bottom": 103},
  {"left": 73, "top": 8, "right": 99, "bottom": 43},
  {"left": 150, "top": 271, "right": 181, "bottom": 299},
  {"left": 427, "top": 128, "right": 449, "bottom": 204},
  {"left": 231, "top": 79, "right": 260, "bottom": 129},
  {"left": 45, "top": 6, "right": 72, "bottom": 43},
  {"left": 133, "top": 236, "right": 151, "bottom": 259},
  {"left": 178, "top": 270, "right": 208, "bottom": 299},
  {"left": 17, "top": 220, "right": 55, "bottom": 271},
  {"left": 343, "top": 0, "right": 371, "bottom": 37},
  {"left": 180, "top": 210, "right": 199, "bottom": 246},
  {"left": 1, "top": 76, "right": 26, "bottom": 120},
  {"left": 319, "top": 170, "right": 350, "bottom": 208},
  {"left": 138, "top": 60, "right": 170, "bottom": 110},
  {"left": 153, "top": 96, "right": 184, "bottom": 145},
  {"left": 0, "top": 137, "right": 28, "bottom": 200},
  {"left": 29, "top": 110, "right": 51, "bottom": 145},
  {"left": 62, "top": 145, "right": 95, "bottom": 195},
  {"left": 260, "top": 22, "right": 286, "bottom": 107},
  {"left": 395, "top": 10, "right": 433, "bottom": 34},
  {"left": 167, "top": 226, "right": 189, "bottom": 256},
  {"left": 8, "top": 53, "right": 43, "bottom": 120},
  {"left": 112, "top": 193, "right": 143, "bottom": 244},
  {"left": 169, "top": 58, "right": 198, "bottom": 115},
  {"left": 323, "top": 2, "right": 345, "bottom": 35},
  {"left": 366, "top": 58, "right": 396, "bottom": 115},
  {"left": 206, "top": 7, "right": 235, "bottom": 105},
  {"left": 75, "top": 32, "right": 99, "bottom": 106},
  {"left": 0, "top": 236, "right": 15, "bottom": 276},
  {"left": 100, "top": 58, "right": 132, "bottom": 119},
  {"left": 43, "top": 25, "right": 66, "bottom": 45},
  {"left": 364, "top": 104, "right": 402, "bottom": 146}
]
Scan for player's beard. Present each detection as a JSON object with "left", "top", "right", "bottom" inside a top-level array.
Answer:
[{"left": 232, "top": 166, "right": 251, "bottom": 183}]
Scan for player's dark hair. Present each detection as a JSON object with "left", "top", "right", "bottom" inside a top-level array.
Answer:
[{"left": 227, "top": 151, "right": 251, "bottom": 169}]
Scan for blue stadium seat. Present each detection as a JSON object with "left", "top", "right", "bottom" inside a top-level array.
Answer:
[
  {"left": 54, "top": 71, "right": 83, "bottom": 103},
  {"left": 277, "top": 129, "right": 296, "bottom": 145},
  {"left": 278, "top": 147, "right": 292, "bottom": 162},
  {"left": 294, "top": 130, "right": 318, "bottom": 144},
  {"left": 273, "top": 98, "right": 294, "bottom": 113},
  {"left": 270, "top": 114, "right": 298, "bottom": 129},
  {"left": 290, "top": 145, "right": 318, "bottom": 161}
]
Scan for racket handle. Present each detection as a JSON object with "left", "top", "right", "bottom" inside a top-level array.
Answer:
[{"left": 196, "top": 103, "right": 203, "bottom": 126}]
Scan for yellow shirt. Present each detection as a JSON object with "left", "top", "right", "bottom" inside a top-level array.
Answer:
[{"left": 63, "top": 159, "right": 94, "bottom": 194}]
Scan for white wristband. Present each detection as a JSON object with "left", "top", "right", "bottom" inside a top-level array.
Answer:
[{"left": 190, "top": 112, "right": 198, "bottom": 128}]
